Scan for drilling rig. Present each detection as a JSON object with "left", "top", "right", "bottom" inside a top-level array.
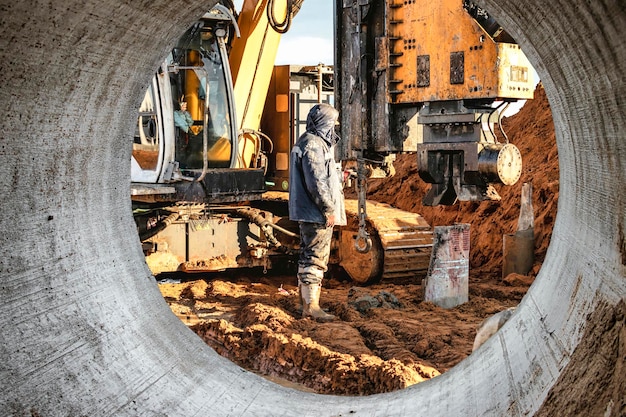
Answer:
[{"left": 335, "top": 0, "right": 533, "bottom": 205}]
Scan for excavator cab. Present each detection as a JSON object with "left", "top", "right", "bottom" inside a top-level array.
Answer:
[
  {"left": 131, "top": 6, "right": 266, "bottom": 205},
  {"left": 168, "top": 17, "right": 236, "bottom": 170}
]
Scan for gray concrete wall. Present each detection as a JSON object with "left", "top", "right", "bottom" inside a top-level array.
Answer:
[{"left": 0, "top": 0, "right": 624, "bottom": 415}]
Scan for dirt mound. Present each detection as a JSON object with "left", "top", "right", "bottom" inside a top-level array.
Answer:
[
  {"left": 158, "top": 84, "right": 557, "bottom": 395},
  {"left": 363, "top": 84, "right": 558, "bottom": 276},
  {"left": 160, "top": 273, "right": 525, "bottom": 395}
]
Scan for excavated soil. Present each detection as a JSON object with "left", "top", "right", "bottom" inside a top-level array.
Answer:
[{"left": 157, "top": 84, "right": 558, "bottom": 396}]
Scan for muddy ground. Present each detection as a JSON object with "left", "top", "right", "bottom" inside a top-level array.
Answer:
[{"left": 157, "top": 84, "right": 557, "bottom": 396}]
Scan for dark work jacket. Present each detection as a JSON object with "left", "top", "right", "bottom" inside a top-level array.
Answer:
[{"left": 288, "top": 132, "right": 346, "bottom": 226}]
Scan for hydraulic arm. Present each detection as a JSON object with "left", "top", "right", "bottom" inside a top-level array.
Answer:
[{"left": 229, "top": 0, "right": 304, "bottom": 168}]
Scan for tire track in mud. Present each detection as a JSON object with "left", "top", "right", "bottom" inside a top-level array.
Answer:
[{"left": 160, "top": 275, "right": 526, "bottom": 395}]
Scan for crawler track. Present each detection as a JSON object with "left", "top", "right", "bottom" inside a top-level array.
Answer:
[{"left": 341, "top": 200, "right": 433, "bottom": 283}]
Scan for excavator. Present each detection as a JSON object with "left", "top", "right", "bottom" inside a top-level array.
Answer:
[
  {"left": 131, "top": 1, "right": 297, "bottom": 276},
  {"left": 131, "top": 0, "right": 534, "bottom": 284}
]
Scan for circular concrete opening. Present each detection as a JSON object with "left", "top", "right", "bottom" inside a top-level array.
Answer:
[
  {"left": 1, "top": 0, "right": 623, "bottom": 416},
  {"left": 141, "top": 2, "right": 558, "bottom": 396}
]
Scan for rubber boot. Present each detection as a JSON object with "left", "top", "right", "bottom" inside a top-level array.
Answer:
[{"left": 301, "top": 283, "right": 336, "bottom": 322}]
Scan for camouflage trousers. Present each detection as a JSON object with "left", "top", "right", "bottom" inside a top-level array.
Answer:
[{"left": 297, "top": 221, "right": 334, "bottom": 285}]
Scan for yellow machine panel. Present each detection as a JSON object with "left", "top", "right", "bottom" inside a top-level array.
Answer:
[
  {"left": 496, "top": 43, "right": 534, "bottom": 98},
  {"left": 387, "top": 0, "right": 534, "bottom": 103},
  {"left": 229, "top": 0, "right": 287, "bottom": 131}
]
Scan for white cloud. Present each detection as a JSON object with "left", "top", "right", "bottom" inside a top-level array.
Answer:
[{"left": 275, "top": 36, "right": 334, "bottom": 65}]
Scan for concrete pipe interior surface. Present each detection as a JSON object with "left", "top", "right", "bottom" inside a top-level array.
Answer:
[{"left": 0, "top": 0, "right": 624, "bottom": 415}]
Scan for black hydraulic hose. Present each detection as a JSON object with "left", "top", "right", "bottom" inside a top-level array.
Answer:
[
  {"left": 487, "top": 104, "right": 499, "bottom": 143},
  {"left": 498, "top": 102, "right": 511, "bottom": 144},
  {"left": 233, "top": 208, "right": 298, "bottom": 254},
  {"left": 139, "top": 212, "right": 179, "bottom": 242},
  {"left": 291, "top": 0, "right": 304, "bottom": 17},
  {"left": 240, "top": 128, "right": 274, "bottom": 154},
  {"left": 267, "top": 0, "right": 304, "bottom": 34},
  {"left": 265, "top": 220, "right": 298, "bottom": 238},
  {"left": 489, "top": 101, "right": 510, "bottom": 144},
  {"left": 239, "top": 128, "right": 274, "bottom": 172}
]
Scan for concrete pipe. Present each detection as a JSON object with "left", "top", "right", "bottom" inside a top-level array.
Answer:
[{"left": 0, "top": 0, "right": 624, "bottom": 415}]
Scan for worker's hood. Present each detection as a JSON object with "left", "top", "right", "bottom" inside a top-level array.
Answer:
[{"left": 305, "top": 103, "right": 340, "bottom": 145}]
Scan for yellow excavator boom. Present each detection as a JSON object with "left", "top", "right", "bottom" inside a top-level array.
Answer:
[{"left": 229, "top": 0, "right": 293, "bottom": 168}]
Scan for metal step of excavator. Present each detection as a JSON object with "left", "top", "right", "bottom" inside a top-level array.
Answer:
[{"left": 340, "top": 200, "right": 433, "bottom": 284}]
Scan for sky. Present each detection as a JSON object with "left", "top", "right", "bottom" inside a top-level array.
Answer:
[
  {"left": 275, "top": 0, "right": 335, "bottom": 65},
  {"left": 233, "top": 0, "right": 335, "bottom": 65}
]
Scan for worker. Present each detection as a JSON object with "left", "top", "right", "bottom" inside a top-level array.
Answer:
[
  {"left": 289, "top": 103, "right": 346, "bottom": 321},
  {"left": 174, "top": 101, "right": 194, "bottom": 133}
]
